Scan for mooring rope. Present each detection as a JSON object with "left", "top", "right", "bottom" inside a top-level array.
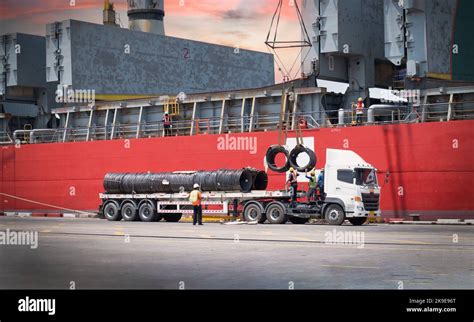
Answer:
[{"left": 0, "top": 192, "right": 97, "bottom": 216}]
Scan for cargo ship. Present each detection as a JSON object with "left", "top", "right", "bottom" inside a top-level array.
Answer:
[{"left": 1, "top": 0, "right": 473, "bottom": 221}]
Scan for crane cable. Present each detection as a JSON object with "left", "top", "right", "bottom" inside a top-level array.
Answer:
[{"left": 265, "top": 0, "right": 313, "bottom": 82}]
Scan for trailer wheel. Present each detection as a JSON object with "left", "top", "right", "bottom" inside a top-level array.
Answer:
[
  {"left": 349, "top": 217, "right": 367, "bottom": 226},
  {"left": 243, "top": 202, "right": 265, "bottom": 223},
  {"left": 138, "top": 202, "right": 158, "bottom": 222},
  {"left": 289, "top": 217, "right": 309, "bottom": 225},
  {"left": 266, "top": 202, "right": 288, "bottom": 224},
  {"left": 103, "top": 201, "right": 121, "bottom": 221},
  {"left": 325, "top": 204, "right": 345, "bottom": 225},
  {"left": 121, "top": 202, "right": 138, "bottom": 222},
  {"left": 164, "top": 213, "right": 182, "bottom": 222}
]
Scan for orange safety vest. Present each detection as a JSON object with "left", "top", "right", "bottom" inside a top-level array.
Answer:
[
  {"left": 163, "top": 115, "right": 171, "bottom": 126},
  {"left": 190, "top": 190, "right": 202, "bottom": 206},
  {"left": 356, "top": 101, "right": 364, "bottom": 115}
]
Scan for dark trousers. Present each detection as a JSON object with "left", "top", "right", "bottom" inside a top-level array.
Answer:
[
  {"left": 307, "top": 187, "right": 316, "bottom": 202},
  {"left": 318, "top": 186, "right": 325, "bottom": 201},
  {"left": 290, "top": 184, "right": 298, "bottom": 207},
  {"left": 356, "top": 114, "right": 363, "bottom": 125},
  {"left": 193, "top": 205, "right": 202, "bottom": 225},
  {"left": 164, "top": 125, "right": 172, "bottom": 137}
]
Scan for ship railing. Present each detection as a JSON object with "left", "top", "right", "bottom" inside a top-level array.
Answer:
[
  {"left": 4, "top": 102, "right": 474, "bottom": 145},
  {"left": 0, "top": 131, "right": 13, "bottom": 145},
  {"left": 30, "top": 129, "right": 61, "bottom": 144},
  {"left": 12, "top": 129, "right": 66, "bottom": 144},
  {"left": 419, "top": 100, "right": 474, "bottom": 122},
  {"left": 12, "top": 130, "right": 31, "bottom": 144}
]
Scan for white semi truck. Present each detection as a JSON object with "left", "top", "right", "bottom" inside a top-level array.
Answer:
[{"left": 99, "top": 149, "right": 382, "bottom": 226}]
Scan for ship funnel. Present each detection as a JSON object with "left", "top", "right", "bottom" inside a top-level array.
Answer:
[{"left": 127, "top": 0, "right": 165, "bottom": 35}]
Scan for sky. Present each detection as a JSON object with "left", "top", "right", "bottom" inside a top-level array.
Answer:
[
  {"left": 0, "top": 0, "right": 401, "bottom": 97},
  {"left": 0, "top": 0, "right": 314, "bottom": 85}
]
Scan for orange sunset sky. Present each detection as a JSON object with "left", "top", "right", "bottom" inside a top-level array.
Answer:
[{"left": 0, "top": 0, "right": 314, "bottom": 84}]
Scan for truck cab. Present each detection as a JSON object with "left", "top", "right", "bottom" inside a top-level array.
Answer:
[{"left": 322, "top": 149, "right": 381, "bottom": 225}]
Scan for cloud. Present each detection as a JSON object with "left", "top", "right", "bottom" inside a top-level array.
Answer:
[
  {"left": 220, "top": 9, "right": 249, "bottom": 20},
  {"left": 0, "top": 0, "right": 104, "bottom": 20},
  {"left": 0, "top": 0, "right": 308, "bottom": 82}
]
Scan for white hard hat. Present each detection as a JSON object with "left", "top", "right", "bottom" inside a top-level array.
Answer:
[{"left": 193, "top": 183, "right": 200, "bottom": 189}]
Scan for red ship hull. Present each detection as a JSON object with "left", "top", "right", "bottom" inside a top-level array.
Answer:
[{"left": 1, "top": 120, "right": 473, "bottom": 220}]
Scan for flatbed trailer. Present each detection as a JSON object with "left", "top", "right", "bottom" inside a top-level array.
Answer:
[
  {"left": 99, "top": 190, "right": 298, "bottom": 223},
  {"left": 99, "top": 189, "right": 369, "bottom": 225},
  {"left": 99, "top": 149, "right": 382, "bottom": 226}
]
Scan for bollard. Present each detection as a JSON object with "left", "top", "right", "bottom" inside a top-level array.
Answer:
[
  {"left": 367, "top": 107, "right": 375, "bottom": 124},
  {"left": 338, "top": 108, "right": 345, "bottom": 126}
]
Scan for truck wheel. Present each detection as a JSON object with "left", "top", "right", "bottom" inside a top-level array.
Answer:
[
  {"left": 349, "top": 217, "right": 367, "bottom": 226},
  {"left": 289, "top": 217, "right": 309, "bottom": 225},
  {"left": 164, "top": 213, "right": 182, "bottom": 222},
  {"left": 104, "top": 202, "right": 122, "bottom": 221},
  {"left": 325, "top": 204, "right": 345, "bottom": 225},
  {"left": 121, "top": 202, "right": 138, "bottom": 222},
  {"left": 243, "top": 202, "right": 265, "bottom": 223},
  {"left": 266, "top": 202, "right": 288, "bottom": 224},
  {"left": 138, "top": 202, "right": 158, "bottom": 222}
]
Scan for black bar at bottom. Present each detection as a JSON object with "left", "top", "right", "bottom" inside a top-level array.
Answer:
[{"left": 0, "top": 290, "right": 472, "bottom": 321}]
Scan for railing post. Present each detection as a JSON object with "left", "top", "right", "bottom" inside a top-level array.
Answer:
[
  {"left": 421, "top": 96, "right": 428, "bottom": 122},
  {"left": 447, "top": 94, "right": 454, "bottom": 121},
  {"left": 136, "top": 106, "right": 143, "bottom": 139},
  {"left": 190, "top": 102, "right": 197, "bottom": 136},
  {"left": 62, "top": 112, "right": 70, "bottom": 142},
  {"left": 86, "top": 109, "right": 94, "bottom": 141},
  {"left": 104, "top": 109, "right": 110, "bottom": 140},
  {"left": 240, "top": 98, "right": 246, "bottom": 133},
  {"left": 249, "top": 97, "right": 256, "bottom": 133},
  {"left": 110, "top": 108, "right": 118, "bottom": 140},
  {"left": 218, "top": 99, "right": 226, "bottom": 134}
]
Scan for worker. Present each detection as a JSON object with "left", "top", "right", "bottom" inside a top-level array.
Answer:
[
  {"left": 162, "top": 112, "right": 172, "bottom": 137},
  {"left": 317, "top": 169, "right": 325, "bottom": 201},
  {"left": 355, "top": 97, "right": 365, "bottom": 126},
  {"left": 305, "top": 169, "right": 317, "bottom": 203},
  {"left": 299, "top": 117, "right": 308, "bottom": 129},
  {"left": 189, "top": 183, "right": 203, "bottom": 225},
  {"left": 286, "top": 167, "right": 298, "bottom": 208}
]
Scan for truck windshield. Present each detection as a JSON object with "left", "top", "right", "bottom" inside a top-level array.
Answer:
[{"left": 355, "top": 168, "right": 377, "bottom": 186}]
